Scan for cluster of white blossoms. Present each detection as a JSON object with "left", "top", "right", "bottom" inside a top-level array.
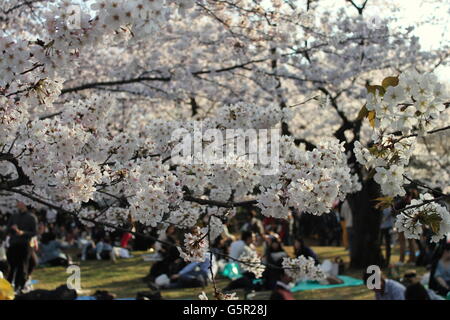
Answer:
[
  {"left": 147, "top": 119, "right": 189, "bottom": 158},
  {"left": 126, "top": 158, "right": 182, "bottom": 227},
  {"left": 355, "top": 70, "right": 448, "bottom": 198},
  {"left": 354, "top": 71, "right": 449, "bottom": 242},
  {"left": 0, "top": 2, "right": 367, "bottom": 243},
  {"left": 366, "top": 70, "right": 447, "bottom": 134},
  {"left": 354, "top": 135, "right": 415, "bottom": 170},
  {"left": 0, "top": 96, "right": 28, "bottom": 147},
  {"left": 52, "top": 159, "right": 103, "bottom": 203},
  {"left": 1, "top": 85, "right": 362, "bottom": 252},
  {"left": 165, "top": 202, "right": 203, "bottom": 229},
  {"left": 208, "top": 216, "right": 225, "bottom": 242},
  {"left": 354, "top": 135, "right": 416, "bottom": 197},
  {"left": 257, "top": 137, "right": 361, "bottom": 218},
  {"left": 23, "top": 79, "right": 63, "bottom": 110},
  {"left": 238, "top": 250, "right": 266, "bottom": 279},
  {"left": 373, "top": 165, "right": 405, "bottom": 197},
  {"left": 214, "top": 102, "right": 284, "bottom": 130},
  {"left": 6, "top": 95, "right": 126, "bottom": 209},
  {"left": 178, "top": 227, "right": 209, "bottom": 262},
  {"left": 0, "top": 37, "right": 30, "bottom": 86},
  {"left": 0, "top": 0, "right": 196, "bottom": 87},
  {"left": 3, "top": 0, "right": 448, "bottom": 298},
  {"left": 282, "top": 256, "right": 326, "bottom": 282},
  {"left": 395, "top": 193, "right": 450, "bottom": 243}
]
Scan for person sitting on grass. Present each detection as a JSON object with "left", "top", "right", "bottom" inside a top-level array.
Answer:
[
  {"left": 293, "top": 237, "right": 319, "bottom": 265},
  {"left": 223, "top": 231, "right": 259, "bottom": 293},
  {"left": 404, "top": 282, "right": 441, "bottom": 300},
  {"left": 401, "top": 269, "right": 443, "bottom": 300},
  {"left": 143, "top": 226, "right": 185, "bottom": 284},
  {"left": 80, "top": 235, "right": 119, "bottom": 262},
  {"left": 262, "top": 235, "right": 288, "bottom": 290},
  {"left": 229, "top": 231, "right": 256, "bottom": 260},
  {"left": 432, "top": 242, "right": 450, "bottom": 296},
  {"left": 363, "top": 270, "right": 405, "bottom": 300},
  {"left": 156, "top": 253, "right": 217, "bottom": 290},
  {"left": 38, "top": 232, "right": 71, "bottom": 267}
]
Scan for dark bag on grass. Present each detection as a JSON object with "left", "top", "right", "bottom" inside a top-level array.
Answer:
[
  {"left": 136, "top": 291, "right": 163, "bottom": 300},
  {"left": 15, "top": 284, "right": 77, "bottom": 300},
  {"left": 93, "top": 290, "right": 116, "bottom": 300}
]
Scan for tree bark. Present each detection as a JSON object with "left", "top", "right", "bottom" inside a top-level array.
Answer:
[{"left": 348, "top": 178, "right": 384, "bottom": 269}]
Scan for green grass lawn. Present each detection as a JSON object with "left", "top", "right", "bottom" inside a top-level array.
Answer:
[{"left": 31, "top": 245, "right": 426, "bottom": 300}]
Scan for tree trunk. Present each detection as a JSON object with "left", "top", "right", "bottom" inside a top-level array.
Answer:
[{"left": 348, "top": 178, "right": 384, "bottom": 269}]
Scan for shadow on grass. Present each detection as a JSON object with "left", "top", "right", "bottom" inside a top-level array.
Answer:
[{"left": 32, "top": 246, "right": 427, "bottom": 300}]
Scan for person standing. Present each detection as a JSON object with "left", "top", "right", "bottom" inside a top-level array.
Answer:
[
  {"left": 395, "top": 190, "right": 418, "bottom": 264},
  {"left": 340, "top": 200, "right": 353, "bottom": 254},
  {"left": 380, "top": 207, "right": 394, "bottom": 267},
  {"left": 6, "top": 202, "right": 38, "bottom": 293}
]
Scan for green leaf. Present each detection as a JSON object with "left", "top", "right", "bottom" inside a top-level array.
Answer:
[
  {"left": 368, "top": 110, "right": 376, "bottom": 128},
  {"left": 368, "top": 146, "right": 379, "bottom": 156},
  {"left": 366, "top": 84, "right": 385, "bottom": 96},
  {"left": 421, "top": 212, "right": 442, "bottom": 234},
  {"left": 382, "top": 76, "right": 399, "bottom": 89},
  {"left": 367, "top": 168, "right": 376, "bottom": 180},
  {"left": 373, "top": 196, "right": 394, "bottom": 210},
  {"left": 357, "top": 104, "right": 369, "bottom": 120}
]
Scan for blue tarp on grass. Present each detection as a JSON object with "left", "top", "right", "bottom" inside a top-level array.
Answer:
[
  {"left": 291, "top": 275, "right": 364, "bottom": 293},
  {"left": 76, "top": 296, "right": 135, "bottom": 300}
]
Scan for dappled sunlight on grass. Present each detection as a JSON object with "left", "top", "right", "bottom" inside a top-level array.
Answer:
[{"left": 32, "top": 246, "right": 427, "bottom": 300}]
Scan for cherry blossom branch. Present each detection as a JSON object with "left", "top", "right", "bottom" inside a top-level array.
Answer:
[
  {"left": 402, "top": 175, "right": 446, "bottom": 196},
  {"left": 183, "top": 194, "right": 257, "bottom": 208},
  {"left": 397, "top": 195, "right": 450, "bottom": 213},
  {"left": 0, "top": 150, "right": 256, "bottom": 210},
  {"left": 391, "top": 124, "right": 450, "bottom": 145},
  {"left": 60, "top": 59, "right": 269, "bottom": 95},
  {"left": 318, "top": 87, "right": 352, "bottom": 131},
  {"left": 6, "top": 188, "right": 290, "bottom": 272},
  {"left": 346, "top": 0, "right": 369, "bottom": 15},
  {"left": 5, "top": 187, "right": 177, "bottom": 246},
  {"left": 293, "top": 138, "right": 316, "bottom": 151},
  {"left": 407, "top": 125, "right": 450, "bottom": 138},
  {"left": 0, "top": 153, "right": 31, "bottom": 189},
  {"left": 1, "top": 0, "right": 47, "bottom": 16}
]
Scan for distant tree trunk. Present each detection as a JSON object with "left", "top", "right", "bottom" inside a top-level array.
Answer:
[{"left": 348, "top": 178, "right": 384, "bottom": 269}]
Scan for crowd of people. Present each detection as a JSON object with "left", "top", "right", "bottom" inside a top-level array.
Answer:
[
  {"left": 141, "top": 226, "right": 324, "bottom": 300},
  {"left": 0, "top": 190, "right": 449, "bottom": 300},
  {"left": 364, "top": 243, "right": 450, "bottom": 300},
  {"left": 0, "top": 201, "right": 136, "bottom": 294}
]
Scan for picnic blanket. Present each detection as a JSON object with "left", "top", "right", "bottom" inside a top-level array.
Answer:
[
  {"left": 291, "top": 275, "right": 364, "bottom": 293},
  {"left": 76, "top": 296, "right": 97, "bottom": 300},
  {"left": 222, "top": 262, "right": 242, "bottom": 280},
  {"left": 76, "top": 296, "right": 135, "bottom": 300}
]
